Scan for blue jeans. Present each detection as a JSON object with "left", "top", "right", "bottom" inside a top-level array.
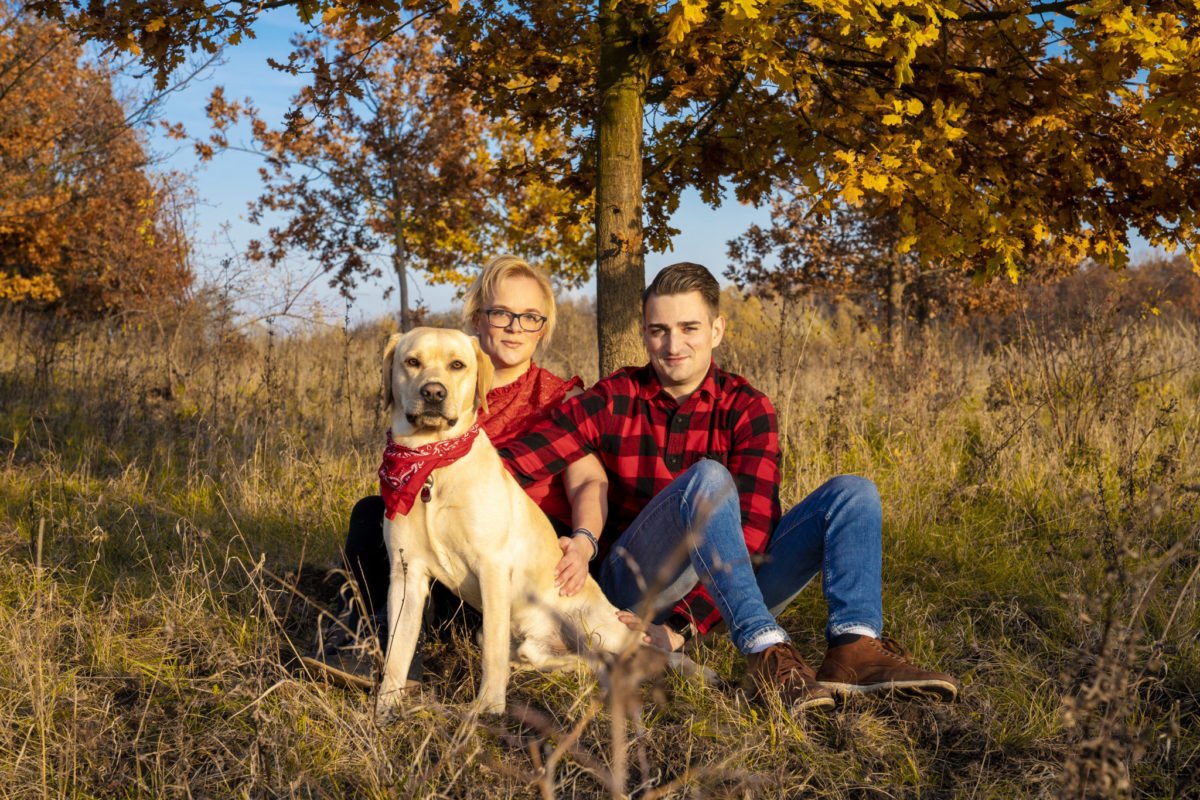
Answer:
[{"left": 597, "top": 460, "right": 883, "bottom": 654}]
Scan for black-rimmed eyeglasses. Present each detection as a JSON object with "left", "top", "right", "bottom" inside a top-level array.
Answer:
[{"left": 480, "top": 308, "right": 548, "bottom": 332}]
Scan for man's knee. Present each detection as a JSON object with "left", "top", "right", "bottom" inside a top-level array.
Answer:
[
  {"left": 685, "top": 458, "right": 737, "bottom": 498},
  {"left": 824, "top": 475, "right": 882, "bottom": 518}
]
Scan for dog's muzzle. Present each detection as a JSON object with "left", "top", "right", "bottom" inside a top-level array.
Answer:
[{"left": 405, "top": 381, "right": 458, "bottom": 429}]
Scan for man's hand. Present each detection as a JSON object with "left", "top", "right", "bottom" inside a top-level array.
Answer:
[
  {"left": 616, "top": 610, "right": 686, "bottom": 652},
  {"left": 554, "top": 536, "right": 593, "bottom": 596}
]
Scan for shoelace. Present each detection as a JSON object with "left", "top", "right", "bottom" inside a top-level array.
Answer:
[
  {"left": 760, "top": 644, "right": 816, "bottom": 680},
  {"left": 876, "top": 636, "right": 913, "bottom": 662}
]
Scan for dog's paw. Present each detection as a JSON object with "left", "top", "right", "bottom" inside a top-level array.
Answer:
[
  {"left": 667, "top": 652, "right": 725, "bottom": 689},
  {"left": 374, "top": 686, "right": 410, "bottom": 723},
  {"left": 469, "top": 694, "right": 506, "bottom": 716}
]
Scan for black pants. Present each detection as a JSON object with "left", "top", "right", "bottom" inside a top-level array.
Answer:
[
  {"left": 343, "top": 495, "right": 475, "bottom": 638},
  {"left": 343, "top": 495, "right": 574, "bottom": 638}
]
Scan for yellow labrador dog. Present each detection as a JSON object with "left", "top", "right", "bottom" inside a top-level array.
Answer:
[{"left": 376, "top": 327, "right": 641, "bottom": 714}]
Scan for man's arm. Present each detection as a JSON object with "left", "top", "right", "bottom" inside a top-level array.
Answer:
[
  {"left": 499, "top": 384, "right": 610, "bottom": 486},
  {"left": 723, "top": 393, "right": 782, "bottom": 557}
]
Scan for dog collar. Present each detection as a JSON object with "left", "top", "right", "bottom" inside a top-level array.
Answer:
[{"left": 379, "top": 424, "right": 481, "bottom": 519}]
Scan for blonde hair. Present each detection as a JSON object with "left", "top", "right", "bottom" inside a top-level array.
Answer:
[{"left": 462, "top": 255, "right": 558, "bottom": 348}]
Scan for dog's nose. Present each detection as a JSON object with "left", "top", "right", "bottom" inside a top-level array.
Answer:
[{"left": 420, "top": 382, "right": 447, "bottom": 404}]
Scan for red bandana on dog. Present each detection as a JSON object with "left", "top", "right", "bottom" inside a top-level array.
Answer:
[{"left": 379, "top": 423, "right": 481, "bottom": 519}]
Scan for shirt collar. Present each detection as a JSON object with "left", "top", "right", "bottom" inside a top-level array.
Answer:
[{"left": 636, "top": 361, "right": 719, "bottom": 406}]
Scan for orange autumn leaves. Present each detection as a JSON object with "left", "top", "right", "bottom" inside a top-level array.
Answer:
[{"left": 1, "top": 5, "right": 190, "bottom": 316}]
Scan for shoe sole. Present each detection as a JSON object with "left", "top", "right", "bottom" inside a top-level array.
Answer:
[
  {"left": 745, "top": 681, "right": 838, "bottom": 711},
  {"left": 818, "top": 678, "right": 959, "bottom": 701},
  {"left": 300, "top": 655, "right": 375, "bottom": 692},
  {"left": 795, "top": 695, "right": 837, "bottom": 711}
]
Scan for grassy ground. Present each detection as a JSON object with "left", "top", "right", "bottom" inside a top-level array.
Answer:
[{"left": 1, "top": 287, "right": 1198, "bottom": 799}]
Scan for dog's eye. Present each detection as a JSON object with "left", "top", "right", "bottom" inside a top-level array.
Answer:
[
  {"left": 404, "top": 357, "right": 420, "bottom": 368},
  {"left": 449, "top": 360, "right": 466, "bottom": 370}
]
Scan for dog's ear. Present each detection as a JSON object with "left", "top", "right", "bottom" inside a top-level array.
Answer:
[
  {"left": 382, "top": 333, "right": 403, "bottom": 409},
  {"left": 471, "top": 336, "right": 493, "bottom": 414}
]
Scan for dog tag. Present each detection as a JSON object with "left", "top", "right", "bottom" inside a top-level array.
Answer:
[{"left": 420, "top": 477, "right": 433, "bottom": 503}]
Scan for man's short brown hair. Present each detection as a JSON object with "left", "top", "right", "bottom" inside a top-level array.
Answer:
[{"left": 642, "top": 262, "right": 720, "bottom": 317}]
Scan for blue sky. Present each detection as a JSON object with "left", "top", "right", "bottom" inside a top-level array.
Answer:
[
  {"left": 136, "top": 8, "right": 1165, "bottom": 326},
  {"left": 137, "top": 8, "right": 769, "bottom": 325}
]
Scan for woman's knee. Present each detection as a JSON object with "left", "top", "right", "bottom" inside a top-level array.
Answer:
[{"left": 345, "top": 495, "right": 386, "bottom": 560}]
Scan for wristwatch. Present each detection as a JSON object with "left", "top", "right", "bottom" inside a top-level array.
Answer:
[{"left": 663, "top": 611, "right": 696, "bottom": 643}]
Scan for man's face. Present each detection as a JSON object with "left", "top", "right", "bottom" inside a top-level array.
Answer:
[{"left": 642, "top": 290, "right": 725, "bottom": 399}]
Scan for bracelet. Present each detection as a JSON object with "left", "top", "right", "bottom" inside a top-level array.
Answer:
[{"left": 571, "top": 527, "right": 599, "bottom": 562}]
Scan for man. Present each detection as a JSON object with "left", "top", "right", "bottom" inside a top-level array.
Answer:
[{"left": 501, "top": 262, "right": 959, "bottom": 709}]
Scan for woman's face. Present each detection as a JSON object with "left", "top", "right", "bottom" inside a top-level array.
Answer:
[{"left": 472, "top": 273, "right": 550, "bottom": 371}]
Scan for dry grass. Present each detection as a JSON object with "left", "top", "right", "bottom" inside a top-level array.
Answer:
[{"left": 1, "top": 275, "right": 1198, "bottom": 798}]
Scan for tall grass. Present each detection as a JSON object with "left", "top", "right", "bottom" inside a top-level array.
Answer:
[{"left": 1, "top": 275, "right": 1197, "bottom": 798}]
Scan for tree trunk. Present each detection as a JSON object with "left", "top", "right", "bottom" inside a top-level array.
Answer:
[
  {"left": 595, "top": 1, "right": 650, "bottom": 377},
  {"left": 394, "top": 251, "right": 411, "bottom": 332},
  {"left": 886, "top": 251, "right": 905, "bottom": 361},
  {"left": 391, "top": 180, "right": 411, "bottom": 331}
]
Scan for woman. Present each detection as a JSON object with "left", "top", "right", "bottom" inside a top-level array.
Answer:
[{"left": 312, "top": 256, "right": 606, "bottom": 686}]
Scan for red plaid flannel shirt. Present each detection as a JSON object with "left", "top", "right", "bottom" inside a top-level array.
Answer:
[{"left": 498, "top": 361, "right": 781, "bottom": 635}]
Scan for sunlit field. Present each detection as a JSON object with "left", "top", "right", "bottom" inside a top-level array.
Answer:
[{"left": 1, "top": 272, "right": 1198, "bottom": 798}]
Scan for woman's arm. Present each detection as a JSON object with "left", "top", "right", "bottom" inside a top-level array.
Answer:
[{"left": 554, "top": 453, "right": 608, "bottom": 596}]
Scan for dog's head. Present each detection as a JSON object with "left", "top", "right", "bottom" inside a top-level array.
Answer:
[{"left": 383, "top": 327, "right": 494, "bottom": 437}]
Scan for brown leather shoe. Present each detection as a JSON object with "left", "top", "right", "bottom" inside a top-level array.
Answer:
[
  {"left": 816, "top": 635, "right": 959, "bottom": 700},
  {"left": 746, "top": 643, "right": 836, "bottom": 711}
]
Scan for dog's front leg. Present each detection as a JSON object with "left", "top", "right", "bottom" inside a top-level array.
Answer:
[
  {"left": 474, "top": 561, "right": 513, "bottom": 714},
  {"left": 377, "top": 552, "right": 429, "bottom": 715}
]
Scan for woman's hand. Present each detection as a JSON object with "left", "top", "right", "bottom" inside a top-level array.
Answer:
[
  {"left": 554, "top": 536, "right": 592, "bottom": 596},
  {"left": 616, "top": 610, "right": 686, "bottom": 652}
]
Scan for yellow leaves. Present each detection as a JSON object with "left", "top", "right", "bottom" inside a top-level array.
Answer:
[
  {"left": 1005, "top": 252, "right": 1019, "bottom": 284},
  {"left": 118, "top": 30, "right": 141, "bottom": 56},
  {"left": 879, "top": 154, "right": 902, "bottom": 170},
  {"left": 664, "top": 0, "right": 707, "bottom": 46},
  {"left": 878, "top": 96, "right": 921, "bottom": 126},
  {"left": 0, "top": 273, "right": 61, "bottom": 303},
  {"left": 861, "top": 173, "right": 888, "bottom": 191},
  {"left": 545, "top": 74, "right": 561, "bottom": 93},
  {"left": 322, "top": 5, "right": 349, "bottom": 25},
  {"left": 829, "top": 145, "right": 897, "bottom": 208},
  {"left": 1098, "top": 4, "right": 1136, "bottom": 35},
  {"left": 723, "top": 0, "right": 763, "bottom": 20},
  {"left": 145, "top": 18, "right": 165, "bottom": 33}
]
